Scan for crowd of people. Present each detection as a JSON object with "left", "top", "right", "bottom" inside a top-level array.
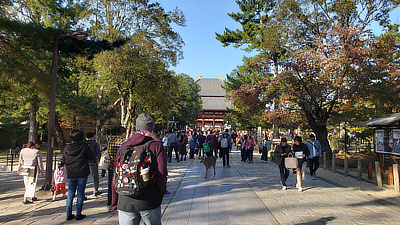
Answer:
[{"left": 16, "top": 114, "right": 322, "bottom": 224}]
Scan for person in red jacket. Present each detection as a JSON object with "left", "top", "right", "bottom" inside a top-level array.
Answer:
[{"left": 111, "top": 113, "right": 167, "bottom": 225}]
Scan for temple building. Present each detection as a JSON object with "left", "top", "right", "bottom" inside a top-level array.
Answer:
[{"left": 195, "top": 77, "right": 231, "bottom": 130}]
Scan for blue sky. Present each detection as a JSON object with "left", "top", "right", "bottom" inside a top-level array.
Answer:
[{"left": 156, "top": 0, "right": 400, "bottom": 81}]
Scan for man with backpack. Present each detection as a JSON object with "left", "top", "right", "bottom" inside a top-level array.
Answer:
[
  {"left": 111, "top": 113, "right": 167, "bottom": 225},
  {"left": 218, "top": 129, "right": 232, "bottom": 168}
]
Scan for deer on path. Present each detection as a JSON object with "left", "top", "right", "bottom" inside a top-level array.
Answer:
[{"left": 199, "top": 156, "right": 216, "bottom": 178}]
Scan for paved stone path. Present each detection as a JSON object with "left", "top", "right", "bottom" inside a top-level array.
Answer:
[{"left": 1, "top": 150, "right": 400, "bottom": 225}]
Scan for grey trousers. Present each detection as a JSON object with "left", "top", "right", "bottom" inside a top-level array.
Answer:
[{"left": 89, "top": 162, "right": 99, "bottom": 192}]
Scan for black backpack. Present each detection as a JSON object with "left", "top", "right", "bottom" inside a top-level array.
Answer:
[{"left": 114, "top": 140, "right": 157, "bottom": 197}]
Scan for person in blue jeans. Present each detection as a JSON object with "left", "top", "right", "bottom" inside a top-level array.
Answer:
[
  {"left": 62, "top": 129, "right": 95, "bottom": 221},
  {"left": 111, "top": 113, "right": 167, "bottom": 225}
]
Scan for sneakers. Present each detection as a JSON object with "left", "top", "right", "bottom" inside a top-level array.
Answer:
[
  {"left": 32, "top": 197, "right": 38, "bottom": 201},
  {"left": 165, "top": 190, "right": 170, "bottom": 194},
  {"left": 22, "top": 200, "right": 33, "bottom": 205},
  {"left": 295, "top": 183, "right": 299, "bottom": 188},
  {"left": 76, "top": 214, "right": 86, "bottom": 220},
  {"left": 227, "top": 165, "right": 230, "bottom": 168},
  {"left": 99, "top": 176, "right": 105, "bottom": 178},
  {"left": 52, "top": 197, "right": 57, "bottom": 201},
  {"left": 311, "top": 175, "right": 315, "bottom": 180},
  {"left": 62, "top": 194, "right": 67, "bottom": 199},
  {"left": 282, "top": 186, "right": 287, "bottom": 190},
  {"left": 66, "top": 214, "right": 75, "bottom": 221},
  {"left": 298, "top": 187, "right": 303, "bottom": 192},
  {"left": 94, "top": 191, "right": 102, "bottom": 196}
]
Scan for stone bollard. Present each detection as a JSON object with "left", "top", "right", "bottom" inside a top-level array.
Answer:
[
  {"left": 357, "top": 158, "right": 362, "bottom": 181},
  {"left": 344, "top": 157, "right": 348, "bottom": 177},
  {"left": 375, "top": 161, "right": 382, "bottom": 188},
  {"left": 394, "top": 164, "right": 399, "bottom": 192},
  {"left": 323, "top": 152, "right": 327, "bottom": 170},
  {"left": 332, "top": 154, "right": 336, "bottom": 173}
]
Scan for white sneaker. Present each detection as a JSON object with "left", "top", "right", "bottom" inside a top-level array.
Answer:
[
  {"left": 282, "top": 186, "right": 287, "bottom": 190},
  {"left": 298, "top": 187, "right": 302, "bottom": 192},
  {"left": 295, "top": 183, "right": 299, "bottom": 188}
]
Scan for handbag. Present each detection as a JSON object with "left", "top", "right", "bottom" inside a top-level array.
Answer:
[
  {"left": 18, "top": 166, "right": 34, "bottom": 176},
  {"left": 285, "top": 157, "right": 298, "bottom": 169},
  {"left": 98, "top": 150, "right": 109, "bottom": 170}
]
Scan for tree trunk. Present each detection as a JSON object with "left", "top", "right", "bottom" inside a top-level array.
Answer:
[
  {"left": 311, "top": 123, "right": 332, "bottom": 159},
  {"left": 96, "top": 86, "right": 104, "bottom": 144},
  {"left": 55, "top": 120, "right": 65, "bottom": 153},
  {"left": 28, "top": 101, "right": 38, "bottom": 142},
  {"left": 273, "top": 123, "right": 279, "bottom": 139}
]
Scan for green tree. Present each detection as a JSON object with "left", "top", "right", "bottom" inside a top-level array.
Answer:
[
  {"left": 169, "top": 74, "right": 202, "bottom": 130},
  {"left": 89, "top": 1, "right": 185, "bottom": 132}
]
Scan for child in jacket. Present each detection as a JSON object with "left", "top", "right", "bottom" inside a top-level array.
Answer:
[{"left": 52, "top": 160, "right": 67, "bottom": 201}]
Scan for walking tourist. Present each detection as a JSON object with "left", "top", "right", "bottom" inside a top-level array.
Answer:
[
  {"left": 305, "top": 134, "right": 321, "bottom": 179},
  {"left": 179, "top": 131, "right": 188, "bottom": 161},
  {"left": 17, "top": 139, "right": 44, "bottom": 204},
  {"left": 247, "top": 136, "right": 255, "bottom": 163},
  {"left": 111, "top": 113, "right": 167, "bottom": 225},
  {"left": 218, "top": 129, "right": 232, "bottom": 167},
  {"left": 204, "top": 135, "right": 213, "bottom": 157},
  {"left": 162, "top": 134, "right": 169, "bottom": 158},
  {"left": 85, "top": 132, "right": 102, "bottom": 196},
  {"left": 241, "top": 135, "right": 248, "bottom": 162},
  {"left": 236, "top": 136, "right": 242, "bottom": 151},
  {"left": 197, "top": 131, "right": 206, "bottom": 157},
  {"left": 274, "top": 138, "right": 291, "bottom": 190},
  {"left": 63, "top": 129, "right": 95, "bottom": 220},
  {"left": 167, "top": 130, "right": 179, "bottom": 162},
  {"left": 188, "top": 131, "right": 198, "bottom": 159},
  {"left": 291, "top": 136, "right": 310, "bottom": 192},
  {"left": 261, "top": 136, "right": 270, "bottom": 162},
  {"left": 107, "top": 127, "right": 126, "bottom": 207}
]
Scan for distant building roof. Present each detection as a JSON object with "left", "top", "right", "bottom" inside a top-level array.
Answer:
[
  {"left": 197, "top": 78, "right": 226, "bottom": 97},
  {"left": 359, "top": 113, "right": 400, "bottom": 127},
  {"left": 196, "top": 78, "right": 231, "bottom": 110}
]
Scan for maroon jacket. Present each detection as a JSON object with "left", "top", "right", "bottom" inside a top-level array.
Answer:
[{"left": 111, "top": 134, "right": 167, "bottom": 211}]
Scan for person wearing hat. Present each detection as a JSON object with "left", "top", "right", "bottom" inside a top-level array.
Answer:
[
  {"left": 274, "top": 137, "right": 291, "bottom": 190},
  {"left": 111, "top": 113, "right": 167, "bottom": 225}
]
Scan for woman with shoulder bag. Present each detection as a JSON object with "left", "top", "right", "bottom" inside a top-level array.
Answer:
[
  {"left": 274, "top": 138, "right": 291, "bottom": 190},
  {"left": 290, "top": 136, "right": 310, "bottom": 192},
  {"left": 17, "top": 139, "right": 44, "bottom": 204}
]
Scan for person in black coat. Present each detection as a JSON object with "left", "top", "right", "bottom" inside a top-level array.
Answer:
[
  {"left": 290, "top": 136, "right": 310, "bottom": 192},
  {"left": 274, "top": 137, "right": 291, "bottom": 190},
  {"left": 63, "top": 129, "right": 95, "bottom": 221}
]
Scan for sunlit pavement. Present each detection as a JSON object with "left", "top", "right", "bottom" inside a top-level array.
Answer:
[{"left": 1, "top": 149, "right": 400, "bottom": 225}]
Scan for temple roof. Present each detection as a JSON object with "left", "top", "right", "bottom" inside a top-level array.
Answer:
[{"left": 196, "top": 78, "right": 231, "bottom": 110}]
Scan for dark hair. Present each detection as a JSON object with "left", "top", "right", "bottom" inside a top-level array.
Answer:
[
  {"left": 281, "top": 137, "right": 287, "bottom": 143},
  {"left": 225, "top": 129, "right": 229, "bottom": 133},
  {"left": 27, "top": 139, "right": 41, "bottom": 148},
  {"left": 206, "top": 135, "right": 212, "bottom": 142},
  {"left": 70, "top": 129, "right": 84, "bottom": 141},
  {"left": 58, "top": 160, "right": 65, "bottom": 167},
  {"left": 116, "top": 126, "right": 126, "bottom": 136},
  {"left": 310, "top": 134, "right": 315, "bottom": 138},
  {"left": 294, "top": 136, "right": 302, "bottom": 143},
  {"left": 86, "top": 132, "right": 95, "bottom": 139}
]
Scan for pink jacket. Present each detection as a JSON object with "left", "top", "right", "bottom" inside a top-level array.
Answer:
[{"left": 52, "top": 167, "right": 67, "bottom": 184}]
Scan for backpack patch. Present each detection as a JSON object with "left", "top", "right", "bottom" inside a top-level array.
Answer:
[
  {"left": 220, "top": 136, "right": 229, "bottom": 148},
  {"left": 114, "top": 141, "right": 156, "bottom": 197}
]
